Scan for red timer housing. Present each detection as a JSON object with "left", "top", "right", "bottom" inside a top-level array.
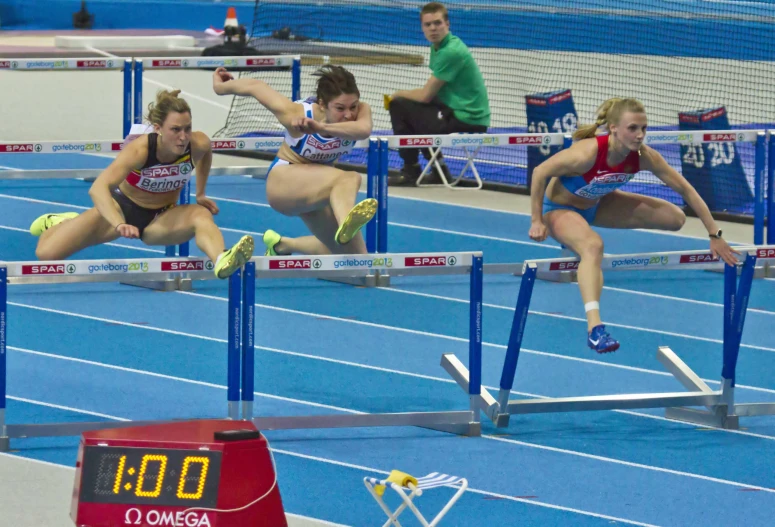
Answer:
[{"left": 71, "top": 420, "right": 287, "bottom": 527}]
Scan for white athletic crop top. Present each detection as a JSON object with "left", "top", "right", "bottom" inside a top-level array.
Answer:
[{"left": 284, "top": 101, "right": 356, "bottom": 164}]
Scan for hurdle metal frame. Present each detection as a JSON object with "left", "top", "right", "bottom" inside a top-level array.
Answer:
[
  {"left": 0, "top": 256, "right": 249, "bottom": 452},
  {"left": 0, "top": 136, "right": 386, "bottom": 288},
  {"left": 443, "top": 245, "right": 775, "bottom": 431},
  {"left": 0, "top": 55, "right": 301, "bottom": 139},
  {"left": 371, "top": 130, "right": 773, "bottom": 280},
  {"left": 132, "top": 56, "right": 302, "bottom": 136},
  {"left": 235, "top": 251, "right": 484, "bottom": 437}
]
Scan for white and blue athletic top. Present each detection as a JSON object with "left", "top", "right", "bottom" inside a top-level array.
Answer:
[{"left": 283, "top": 101, "right": 356, "bottom": 164}]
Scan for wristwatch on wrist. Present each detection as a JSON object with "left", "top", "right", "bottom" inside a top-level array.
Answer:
[{"left": 709, "top": 229, "right": 722, "bottom": 239}]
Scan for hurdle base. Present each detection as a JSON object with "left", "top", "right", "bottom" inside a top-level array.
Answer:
[
  {"left": 5, "top": 419, "right": 184, "bottom": 440},
  {"left": 318, "top": 273, "right": 388, "bottom": 288},
  {"left": 484, "top": 263, "right": 577, "bottom": 283},
  {"left": 705, "top": 265, "right": 765, "bottom": 279},
  {"left": 251, "top": 411, "right": 480, "bottom": 437},
  {"left": 664, "top": 406, "right": 739, "bottom": 429},
  {"left": 441, "top": 346, "right": 748, "bottom": 431},
  {"left": 119, "top": 278, "right": 178, "bottom": 292},
  {"left": 420, "top": 421, "right": 481, "bottom": 436},
  {"left": 734, "top": 402, "right": 775, "bottom": 417}
]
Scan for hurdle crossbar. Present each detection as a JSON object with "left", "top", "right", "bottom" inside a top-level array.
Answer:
[
  {"left": 375, "top": 130, "right": 769, "bottom": 262},
  {"left": 443, "top": 246, "right": 775, "bottom": 431},
  {"left": 243, "top": 252, "right": 484, "bottom": 437},
  {"left": 0, "top": 258, "right": 247, "bottom": 451}
]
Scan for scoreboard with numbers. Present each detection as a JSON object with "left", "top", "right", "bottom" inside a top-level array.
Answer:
[
  {"left": 678, "top": 107, "right": 753, "bottom": 212},
  {"left": 71, "top": 420, "right": 287, "bottom": 527},
  {"left": 525, "top": 89, "right": 578, "bottom": 187}
]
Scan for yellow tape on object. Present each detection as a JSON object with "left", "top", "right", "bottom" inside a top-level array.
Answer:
[
  {"left": 375, "top": 470, "right": 418, "bottom": 496},
  {"left": 383, "top": 94, "right": 392, "bottom": 110}
]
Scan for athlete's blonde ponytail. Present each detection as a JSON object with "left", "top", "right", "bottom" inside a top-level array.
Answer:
[{"left": 572, "top": 98, "right": 645, "bottom": 142}]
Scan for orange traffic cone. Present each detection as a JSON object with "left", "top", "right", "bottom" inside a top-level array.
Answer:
[{"left": 224, "top": 6, "right": 238, "bottom": 30}]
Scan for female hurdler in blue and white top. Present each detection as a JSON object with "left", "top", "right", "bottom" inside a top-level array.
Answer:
[
  {"left": 529, "top": 98, "right": 738, "bottom": 353},
  {"left": 213, "top": 65, "right": 376, "bottom": 255}
]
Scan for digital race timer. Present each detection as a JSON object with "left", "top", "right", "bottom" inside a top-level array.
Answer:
[{"left": 71, "top": 420, "right": 287, "bottom": 527}]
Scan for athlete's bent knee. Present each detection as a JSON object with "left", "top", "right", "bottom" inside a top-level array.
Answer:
[
  {"left": 337, "top": 170, "right": 362, "bottom": 188},
  {"left": 666, "top": 206, "right": 686, "bottom": 231},
  {"left": 35, "top": 244, "right": 62, "bottom": 261},
  {"left": 578, "top": 236, "right": 604, "bottom": 261},
  {"left": 190, "top": 204, "right": 215, "bottom": 226}
]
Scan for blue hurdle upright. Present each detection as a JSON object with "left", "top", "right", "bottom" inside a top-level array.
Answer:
[{"left": 442, "top": 246, "right": 775, "bottom": 430}]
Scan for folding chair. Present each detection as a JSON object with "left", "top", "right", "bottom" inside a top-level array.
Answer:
[
  {"left": 416, "top": 133, "right": 483, "bottom": 190},
  {"left": 364, "top": 470, "right": 468, "bottom": 527}
]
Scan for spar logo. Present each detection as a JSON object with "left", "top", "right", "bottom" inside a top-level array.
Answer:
[
  {"left": 703, "top": 133, "right": 736, "bottom": 142},
  {"left": 268, "top": 258, "right": 322, "bottom": 269},
  {"left": 211, "top": 140, "right": 238, "bottom": 150},
  {"left": 152, "top": 59, "right": 182, "bottom": 67},
  {"left": 593, "top": 173, "right": 630, "bottom": 184},
  {"left": 679, "top": 253, "right": 718, "bottom": 264},
  {"left": 405, "top": 255, "right": 457, "bottom": 267},
  {"left": 112, "top": 142, "right": 124, "bottom": 151},
  {"left": 307, "top": 136, "right": 343, "bottom": 151},
  {"left": 548, "top": 261, "right": 579, "bottom": 271},
  {"left": 247, "top": 58, "right": 277, "bottom": 66},
  {"left": 76, "top": 60, "right": 109, "bottom": 68},
  {"left": 124, "top": 508, "right": 211, "bottom": 526},
  {"left": 142, "top": 166, "right": 180, "bottom": 178},
  {"left": 0, "top": 61, "right": 11, "bottom": 69},
  {"left": 526, "top": 97, "right": 547, "bottom": 106},
  {"left": 0, "top": 143, "right": 40, "bottom": 153},
  {"left": 161, "top": 260, "right": 214, "bottom": 271},
  {"left": 399, "top": 137, "right": 441, "bottom": 147},
  {"left": 21, "top": 264, "right": 76, "bottom": 275},
  {"left": 756, "top": 248, "right": 775, "bottom": 259},
  {"left": 509, "top": 136, "right": 543, "bottom": 145}
]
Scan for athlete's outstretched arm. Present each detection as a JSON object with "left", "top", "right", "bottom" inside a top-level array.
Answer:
[
  {"left": 296, "top": 102, "right": 373, "bottom": 141},
  {"left": 88, "top": 136, "right": 146, "bottom": 231},
  {"left": 640, "top": 146, "right": 737, "bottom": 264},
  {"left": 212, "top": 67, "right": 300, "bottom": 130},
  {"left": 190, "top": 132, "right": 219, "bottom": 215}
]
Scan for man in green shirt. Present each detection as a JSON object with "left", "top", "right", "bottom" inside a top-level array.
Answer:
[{"left": 388, "top": 2, "right": 491, "bottom": 186}]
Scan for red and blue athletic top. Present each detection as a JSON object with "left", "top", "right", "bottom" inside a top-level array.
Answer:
[{"left": 559, "top": 135, "right": 640, "bottom": 200}]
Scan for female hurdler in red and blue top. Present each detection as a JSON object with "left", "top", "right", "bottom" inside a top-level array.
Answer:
[{"left": 528, "top": 98, "right": 738, "bottom": 353}]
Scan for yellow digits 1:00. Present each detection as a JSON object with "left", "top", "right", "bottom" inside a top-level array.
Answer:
[{"left": 112, "top": 453, "right": 210, "bottom": 499}]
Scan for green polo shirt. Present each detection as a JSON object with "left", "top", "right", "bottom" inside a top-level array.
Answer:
[{"left": 429, "top": 33, "right": 490, "bottom": 127}]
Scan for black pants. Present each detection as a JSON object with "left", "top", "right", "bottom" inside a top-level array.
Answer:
[
  {"left": 388, "top": 97, "right": 488, "bottom": 166},
  {"left": 112, "top": 187, "right": 172, "bottom": 238}
]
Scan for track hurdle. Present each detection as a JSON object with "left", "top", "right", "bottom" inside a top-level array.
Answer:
[
  {"left": 370, "top": 130, "right": 770, "bottom": 282},
  {"left": 0, "top": 256, "right": 249, "bottom": 452},
  {"left": 442, "top": 245, "right": 775, "bottom": 431},
  {"left": 367, "top": 133, "right": 567, "bottom": 286},
  {"left": 237, "top": 251, "right": 484, "bottom": 437}
]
